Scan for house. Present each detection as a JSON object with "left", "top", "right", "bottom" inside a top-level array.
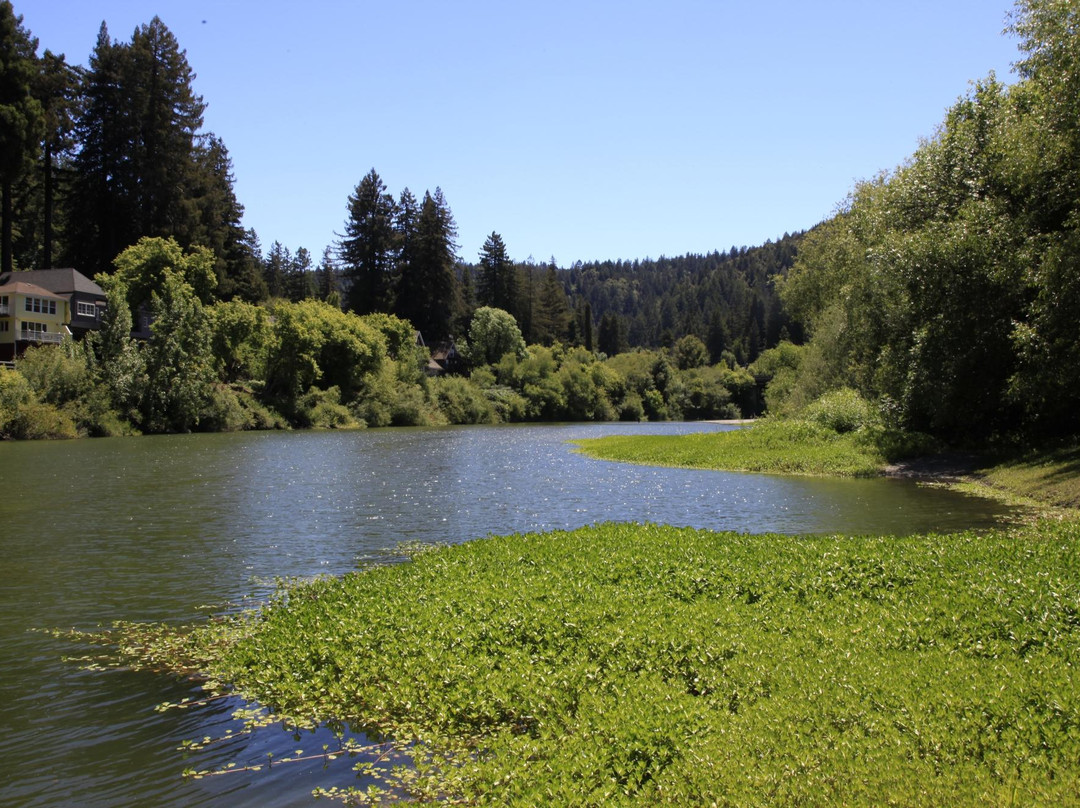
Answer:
[
  {"left": 0, "top": 268, "right": 107, "bottom": 338},
  {"left": 0, "top": 280, "right": 70, "bottom": 361},
  {"left": 426, "top": 340, "right": 464, "bottom": 376}
]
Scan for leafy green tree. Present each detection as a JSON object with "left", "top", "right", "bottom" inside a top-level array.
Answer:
[
  {"left": 338, "top": 168, "right": 397, "bottom": 315},
  {"left": 465, "top": 306, "right": 527, "bottom": 366},
  {"left": 106, "top": 236, "right": 217, "bottom": 318},
  {"left": 673, "top": 334, "right": 709, "bottom": 370},
  {"left": 141, "top": 273, "right": 214, "bottom": 432},
  {"left": 208, "top": 300, "right": 269, "bottom": 383},
  {"left": 262, "top": 299, "right": 385, "bottom": 417},
  {"left": 92, "top": 279, "right": 144, "bottom": 416},
  {"left": 0, "top": 0, "right": 43, "bottom": 272}
]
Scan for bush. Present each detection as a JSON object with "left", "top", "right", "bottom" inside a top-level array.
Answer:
[
  {"left": 431, "top": 376, "right": 497, "bottom": 424},
  {"left": 803, "top": 388, "right": 879, "bottom": 434},
  {"left": 296, "top": 386, "right": 360, "bottom": 429}
]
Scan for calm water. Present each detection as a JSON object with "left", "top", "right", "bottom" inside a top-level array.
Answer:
[{"left": 0, "top": 423, "right": 1015, "bottom": 807}]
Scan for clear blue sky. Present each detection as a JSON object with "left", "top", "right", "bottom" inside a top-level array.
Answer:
[{"left": 21, "top": 1, "right": 1021, "bottom": 266}]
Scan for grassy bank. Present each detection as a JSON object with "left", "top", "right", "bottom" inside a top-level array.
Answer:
[
  {"left": 88, "top": 518, "right": 1080, "bottom": 806},
  {"left": 573, "top": 418, "right": 893, "bottom": 477}
]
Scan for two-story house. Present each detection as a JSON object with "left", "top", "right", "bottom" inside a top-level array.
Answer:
[
  {"left": 0, "top": 269, "right": 107, "bottom": 337},
  {"left": 0, "top": 269, "right": 107, "bottom": 361},
  {"left": 0, "top": 280, "right": 70, "bottom": 361}
]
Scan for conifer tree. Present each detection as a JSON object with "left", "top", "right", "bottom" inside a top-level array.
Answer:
[
  {"left": 395, "top": 189, "right": 460, "bottom": 342},
  {"left": 67, "top": 19, "right": 207, "bottom": 275},
  {"left": 477, "top": 231, "right": 517, "bottom": 315},
  {"left": 337, "top": 168, "right": 397, "bottom": 314},
  {"left": 32, "top": 50, "right": 81, "bottom": 269},
  {"left": 0, "top": 0, "right": 43, "bottom": 272}
]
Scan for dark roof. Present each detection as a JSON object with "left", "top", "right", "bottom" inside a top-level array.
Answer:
[{"left": 0, "top": 268, "right": 105, "bottom": 297}]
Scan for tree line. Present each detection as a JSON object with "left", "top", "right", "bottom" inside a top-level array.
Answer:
[
  {"left": 764, "top": 0, "right": 1080, "bottom": 443},
  {"left": 0, "top": 2, "right": 799, "bottom": 359}
]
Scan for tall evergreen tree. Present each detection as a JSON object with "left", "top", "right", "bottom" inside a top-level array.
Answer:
[
  {"left": 477, "top": 231, "right": 517, "bottom": 315},
  {"left": 532, "top": 264, "right": 570, "bottom": 346},
  {"left": 316, "top": 245, "right": 340, "bottom": 303},
  {"left": 184, "top": 134, "right": 255, "bottom": 299},
  {"left": 65, "top": 18, "right": 209, "bottom": 277},
  {"left": 337, "top": 168, "right": 397, "bottom": 314},
  {"left": 32, "top": 50, "right": 81, "bottom": 269},
  {"left": 263, "top": 241, "right": 289, "bottom": 299},
  {"left": 395, "top": 188, "right": 460, "bottom": 341},
  {"left": 0, "top": 0, "right": 43, "bottom": 272}
]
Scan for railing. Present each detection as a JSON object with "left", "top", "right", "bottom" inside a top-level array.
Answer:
[
  {"left": 0, "top": 303, "right": 9, "bottom": 315},
  {"left": 20, "top": 331, "right": 64, "bottom": 344}
]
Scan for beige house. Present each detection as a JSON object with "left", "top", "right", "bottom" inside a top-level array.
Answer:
[{"left": 0, "top": 280, "right": 70, "bottom": 361}]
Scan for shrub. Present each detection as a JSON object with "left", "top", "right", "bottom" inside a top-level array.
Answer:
[
  {"left": 431, "top": 376, "right": 497, "bottom": 424},
  {"left": 803, "top": 388, "right": 879, "bottom": 434}
]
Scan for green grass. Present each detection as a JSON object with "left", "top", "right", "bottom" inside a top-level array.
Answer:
[
  {"left": 574, "top": 419, "right": 890, "bottom": 477},
  {"left": 978, "top": 445, "right": 1080, "bottom": 510},
  {"left": 85, "top": 519, "right": 1080, "bottom": 806}
]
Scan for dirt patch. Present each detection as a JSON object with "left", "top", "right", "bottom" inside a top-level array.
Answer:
[{"left": 883, "top": 453, "right": 984, "bottom": 482}]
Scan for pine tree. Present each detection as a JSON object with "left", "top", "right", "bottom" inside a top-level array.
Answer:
[
  {"left": 337, "top": 168, "right": 397, "bottom": 314},
  {"left": 395, "top": 189, "right": 460, "bottom": 341},
  {"left": 32, "top": 50, "right": 81, "bottom": 269},
  {"left": 477, "top": 231, "right": 517, "bottom": 315},
  {"left": 65, "top": 18, "right": 210, "bottom": 276},
  {"left": 0, "top": 0, "right": 44, "bottom": 272},
  {"left": 532, "top": 264, "right": 570, "bottom": 346}
]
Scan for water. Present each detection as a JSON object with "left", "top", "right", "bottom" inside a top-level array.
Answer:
[{"left": 0, "top": 423, "right": 1014, "bottom": 806}]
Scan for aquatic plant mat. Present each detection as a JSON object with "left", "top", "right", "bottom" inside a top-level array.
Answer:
[
  {"left": 73, "top": 521, "right": 1080, "bottom": 805},
  {"left": 573, "top": 419, "right": 891, "bottom": 477}
]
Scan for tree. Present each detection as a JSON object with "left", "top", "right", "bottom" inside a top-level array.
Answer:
[
  {"left": 92, "top": 279, "right": 144, "bottom": 415},
  {"left": 597, "top": 312, "right": 625, "bottom": 356},
  {"left": 184, "top": 134, "right": 258, "bottom": 299},
  {"left": 395, "top": 188, "right": 460, "bottom": 341},
  {"left": 673, "top": 334, "right": 709, "bottom": 370},
  {"left": 532, "top": 264, "right": 570, "bottom": 346},
  {"left": 65, "top": 18, "right": 219, "bottom": 277},
  {"left": 105, "top": 236, "right": 217, "bottom": 324},
  {"left": 20, "top": 49, "right": 81, "bottom": 270},
  {"left": 141, "top": 272, "right": 214, "bottom": 432},
  {"left": 337, "top": 168, "right": 397, "bottom": 315},
  {"left": 465, "top": 306, "right": 527, "bottom": 367},
  {"left": 315, "top": 246, "right": 340, "bottom": 303},
  {"left": 0, "top": 0, "right": 43, "bottom": 272},
  {"left": 477, "top": 232, "right": 517, "bottom": 315}
]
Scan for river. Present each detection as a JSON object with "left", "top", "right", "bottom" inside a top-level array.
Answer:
[{"left": 0, "top": 423, "right": 1015, "bottom": 807}]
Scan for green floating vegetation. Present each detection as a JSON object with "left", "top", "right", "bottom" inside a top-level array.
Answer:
[
  {"left": 82, "top": 520, "right": 1080, "bottom": 805},
  {"left": 574, "top": 418, "right": 892, "bottom": 477}
]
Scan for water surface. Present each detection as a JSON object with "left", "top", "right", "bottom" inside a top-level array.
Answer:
[{"left": 0, "top": 423, "right": 1014, "bottom": 806}]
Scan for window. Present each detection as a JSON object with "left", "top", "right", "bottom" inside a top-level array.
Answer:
[
  {"left": 77, "top": 301, "right": 97, "bottom": 318},
  {"left": 21, "top": 322, "right": 46, "bottom": 335},
  {"left": 24, "top": 296, "right": 56, "bottom": 315},
  {"left": 0, "top": 321, "right": 8, "bottom": 332}
]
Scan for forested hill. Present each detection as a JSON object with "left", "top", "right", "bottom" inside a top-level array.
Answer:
[{"left": 561, "top": 233, "right": 804, "bottom": 364}]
